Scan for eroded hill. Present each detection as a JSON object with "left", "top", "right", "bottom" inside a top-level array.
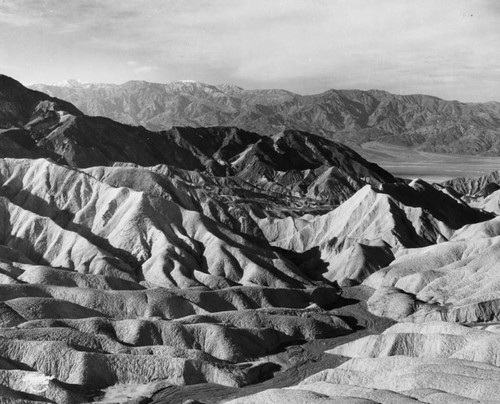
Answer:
[{"left": 0, "top": 74, "right": 499, "bottom": 402}]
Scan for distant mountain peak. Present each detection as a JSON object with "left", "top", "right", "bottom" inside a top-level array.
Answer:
[
  {"left": 59, "top": 79, "right": 87, "bottom": 87},
  {"left": 171, "top": 80, "right": 208, "bottom": 87},
  {"left": 217, "top": 83, "right": 244, "bottom": 92}
]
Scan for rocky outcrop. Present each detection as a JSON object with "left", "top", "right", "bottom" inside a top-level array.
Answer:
[
  {"left": 330, "top": 321, "right": 500, "bottom": 365},
  {"left": 360, "top": 218, "right": 500, "bottom": 322},
  {"left": 227, "top": 355, "right": 500, "bottom": 403},
  {"left": 231, "top": 322, "right": 500, "bottom": 403},
  {"left": 256, "top": 179, "right": 491, "bottom": 285}
]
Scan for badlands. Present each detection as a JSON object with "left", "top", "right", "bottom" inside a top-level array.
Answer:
[{"left": 1, "top": 74, "right": 500, "bottom": 402}]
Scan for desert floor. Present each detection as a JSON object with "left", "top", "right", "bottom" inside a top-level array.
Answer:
[{"left": 356, "top": 141, "right": 500, "bottom": 182}]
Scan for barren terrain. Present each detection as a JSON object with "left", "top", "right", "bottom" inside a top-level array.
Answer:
[
  {"left": 356, "top": 141, "right": 500, "bottom": 182},
  {"left": 1, "top": 74, "right": 500, "bottom": 403}
]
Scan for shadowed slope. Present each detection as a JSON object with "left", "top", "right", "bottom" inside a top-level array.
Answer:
[{"left": 255, "top": 179, "right": 492, "bottom": 285}]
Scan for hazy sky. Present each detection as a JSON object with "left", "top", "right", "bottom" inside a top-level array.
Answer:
[{"left": 0, "top": 0, "right": 499, "bottom": 102}]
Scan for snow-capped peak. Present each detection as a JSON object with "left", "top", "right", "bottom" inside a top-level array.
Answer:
[{"left": 56, "top": 79, "right": 89, "bottom": 88}]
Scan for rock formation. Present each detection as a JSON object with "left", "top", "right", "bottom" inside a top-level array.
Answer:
[
  {"left": 231, "top": 322, "right": 500, "bottom": 403},
  {"left": 0, "top": 74, "right": 499, "bottom": 402}
]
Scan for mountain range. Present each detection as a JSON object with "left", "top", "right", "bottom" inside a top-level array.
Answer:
[
  {"left": 31, "top": 79, "right": 500, "bottom": 155},
  {"left": 2, "top": 73, "right": 500, "bottom": 402}
]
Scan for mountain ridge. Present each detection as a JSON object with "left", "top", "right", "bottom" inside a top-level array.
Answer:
[{"left": 30, "top": 78, "right": 500, "bottom": 155}]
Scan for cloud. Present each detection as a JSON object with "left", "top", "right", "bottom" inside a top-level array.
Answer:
[
  {"left": 127, "top": 60, "right": 159, "bottom": 74},
  {"left": 134, "top": 66, "right": 158, "bottom": 74},
  {"left": 0, "top": 62, "right": 25, "bottom": 71}
]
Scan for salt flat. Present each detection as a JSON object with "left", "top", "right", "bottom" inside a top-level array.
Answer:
[{"left": 356, "top": 141, "right": 500, "bottom": 183}]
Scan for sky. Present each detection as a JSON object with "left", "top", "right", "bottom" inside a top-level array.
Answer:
[{"left": 0, "top": 0, "right": 499, "bottom": 102}]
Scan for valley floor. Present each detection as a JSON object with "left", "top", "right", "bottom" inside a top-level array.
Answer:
[{"left": 356, "top": 141, "right": 500, "bottom": 182}]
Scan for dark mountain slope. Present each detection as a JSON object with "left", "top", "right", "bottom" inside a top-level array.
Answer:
[
  {"left": 0, "top": 75, "right": 397, "bottom": 211},
  {"left": 0, "top": 75, "right": 81, "bottom": 128}
]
